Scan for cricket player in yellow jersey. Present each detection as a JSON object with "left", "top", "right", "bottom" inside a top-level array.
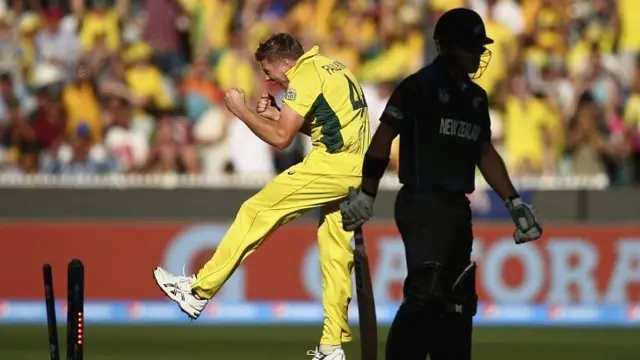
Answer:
[{"left": 153, "top": 33, "right": 370, "bottom": 360}]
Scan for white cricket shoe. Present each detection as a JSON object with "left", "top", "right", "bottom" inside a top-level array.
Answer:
[
  {"left": 152, "top": 267, "right": 208, "bottom": 319},
  {"left": 306, "top": 346, "right": 346, "bottom": 359}
]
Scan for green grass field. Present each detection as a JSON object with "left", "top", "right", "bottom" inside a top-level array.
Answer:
[{"left": 0, "top": 326, "right": 638, "bottom": 359}]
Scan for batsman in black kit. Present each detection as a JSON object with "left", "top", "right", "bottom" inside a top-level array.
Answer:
[{"left": 340, "top": 8, "right": 543, "bottom": 360}]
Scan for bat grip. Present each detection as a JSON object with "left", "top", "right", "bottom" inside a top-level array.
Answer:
[{"left": 354, "top": 226, "right": 365, "bottom": 246}]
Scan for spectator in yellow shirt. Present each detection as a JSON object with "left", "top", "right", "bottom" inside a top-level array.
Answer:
[
  {"left": 18, "top": 13, "right": 41, "bottom": 85},
  {"left": 617, "top": 0, "right": 640, "bottom": 88},
  {"left": 182, "top": 0, "right": 235, "bottom": 55},
  {"left": 535, "top": 6, "right": 565, "bottom": 54},
  {"left": 337, "top": 8, "right": 377, "bottom": 56},
  {"left": 124, "top": 42, "right": 173, "bottom": 110},
  {"left": 475, "top": 1, "right": 517, "bottom": 97},
  {"left": 75, "top": 0, "right": 128, "bottom": 52},
  {"left": 62, "top": 59, "right": 103, "bottom": 143},
  {"left": 358, "top": 28, "right": 416, "bottom": 84},
  {"left": 321, "top": 27, "right": 360, "bottom": 75},
  {"left": 429, "top": 0, "right": 465, "bottom": 12},
  {"left": 503, "top": 74, "right": 556, "bottom": 175},
  {"left": 214, "top": 32, "right": 256, "bottom": 97},
  {"left": 287, "top": 0, "right": 336, "bottom": 42}
]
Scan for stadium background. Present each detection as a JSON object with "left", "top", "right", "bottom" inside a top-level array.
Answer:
[{"left": 0, "top": 0, "right": 639, "bottom": 359}]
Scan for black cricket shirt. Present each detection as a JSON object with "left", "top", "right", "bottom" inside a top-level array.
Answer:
[{"left": 379, "top": 56, "right": 491, "bottom": 194}]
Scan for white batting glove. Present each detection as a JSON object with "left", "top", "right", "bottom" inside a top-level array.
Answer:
[
  {"left": 505, "top": 197, "right": 542, "bottom": 244},
  {"left": 340, "top": 187, "right": 375, "bottom": 231}
]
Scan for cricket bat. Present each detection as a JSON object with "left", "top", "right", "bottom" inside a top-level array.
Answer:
[{"left": 353, "top": 226, "right": 378, "bottom": 360}]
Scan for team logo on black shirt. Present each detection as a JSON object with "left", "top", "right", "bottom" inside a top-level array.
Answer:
[
  {"left": 439, "top": 89, "right": 449, "bottom": 104},
  {"left": 439, "top": 118, "right": 481, "bottom": 141}
]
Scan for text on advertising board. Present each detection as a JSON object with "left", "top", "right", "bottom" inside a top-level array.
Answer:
[{"left": 0, "top": 223, "right": 638, "bottom": 303}]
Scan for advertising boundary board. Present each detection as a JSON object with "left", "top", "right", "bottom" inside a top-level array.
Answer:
[{"left": 2, "top": 223, "right": 639, "bottom": 305}]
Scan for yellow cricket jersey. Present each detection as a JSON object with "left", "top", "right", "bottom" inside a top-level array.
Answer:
[
  {"left": 282, "top": 46, "right": 371, "bottom": 157},
  {"left": 429, "top": 0, "right": 464, "bottom": 11},
  {"left": 62, "top": 82, "right": 103, "bottom": 142},
  {"left": 618, "top": 0, "right": 640, "bottom": 51},
  {"left": 125, "top": 66, "right": 173, "bottom": 109},
  {"left": 79, "top": 9, "right": 121, "bottom": 51},
  {"left": 475, "top": 20, "right": 516, "bottom": 96},
  {"left": 504, "top": 96, "right": 553, "bottom": 170}
]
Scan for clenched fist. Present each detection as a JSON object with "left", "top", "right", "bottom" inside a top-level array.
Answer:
[
  {"left": 256, "top": 93, "right": 280, "bottom": 121},
  {"left": 224, "top": 88, "right": 247, "bottom": 117}
]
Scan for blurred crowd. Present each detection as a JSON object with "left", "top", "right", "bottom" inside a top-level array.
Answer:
[{"left": 0, "top": 0, "right": 638, "bottom": 186}]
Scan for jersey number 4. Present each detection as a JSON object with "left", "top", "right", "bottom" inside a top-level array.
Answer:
[{"left": 345, "top": 74, "right": 367, "bottom": 118}]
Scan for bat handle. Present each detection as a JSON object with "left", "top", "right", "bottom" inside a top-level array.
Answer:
[{"left": 354, "top": 226, "right": 364, "bottom": 246}]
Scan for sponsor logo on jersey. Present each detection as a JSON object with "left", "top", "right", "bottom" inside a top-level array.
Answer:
[{"left": 285, "top": 88, "right": 297, "bottom": 101}]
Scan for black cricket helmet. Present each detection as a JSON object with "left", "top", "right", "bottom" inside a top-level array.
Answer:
[{"left": 434, "top": 8, "right": 494, "bottom": 79}]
